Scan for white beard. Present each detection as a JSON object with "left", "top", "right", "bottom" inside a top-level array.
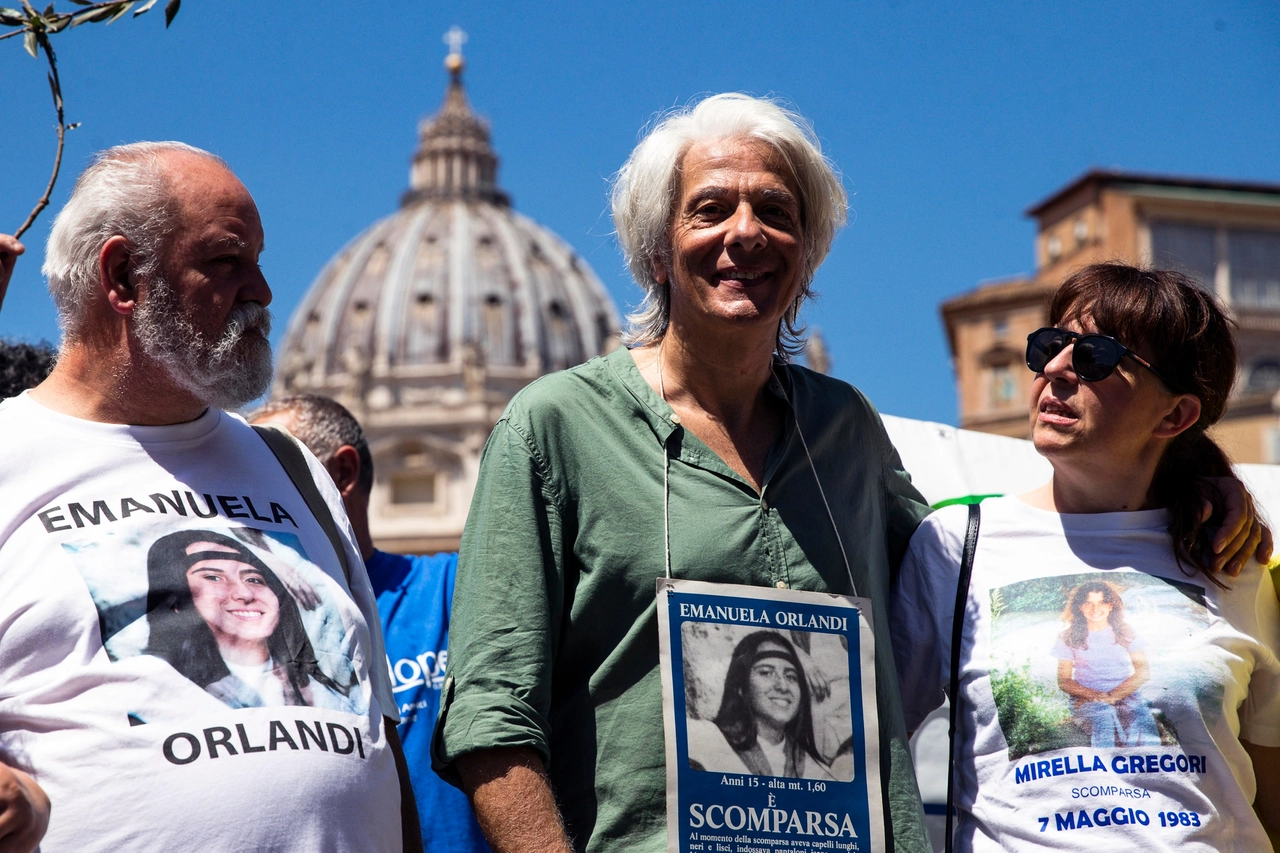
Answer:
[{"left": 133, "top": 276, "right": 274, "bottom": 410}]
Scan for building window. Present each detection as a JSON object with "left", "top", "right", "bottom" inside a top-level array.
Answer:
[
  {"left": 1150, "top": 220, "right": 1280, "bottom": 309},
  {"left": 992, "top": 317, "right": 1008, "bottom": 339},
  {"left": 1150, "top": 221, "right": 1216, "bottom": 289},
  {"left": 989, "top": 364, "right": 1017, "bottom": 408},
  {"left": 390, "top": 471, "right": 438, "bottom": 505},
  {"left": 1247, "top": 359, "right": 1280, "bottom": 394},
  {"left": 1230, "top": 229, "right": 1280, "bottom": 310},
  {"left": 1046, "top": 235, "right": 1062, "bottom": 262}
]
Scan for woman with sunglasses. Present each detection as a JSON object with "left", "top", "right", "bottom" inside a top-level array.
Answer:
[{"left": 891, "top": 263, "right": 1280, "bottom": 851}]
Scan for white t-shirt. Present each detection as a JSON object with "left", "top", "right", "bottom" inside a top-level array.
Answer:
[
  {"left": 891, "top": 496, "right": 1280, "bottom": 852},
  {"left": 0, "top": 393, "right": 403, "bottom": 852}
]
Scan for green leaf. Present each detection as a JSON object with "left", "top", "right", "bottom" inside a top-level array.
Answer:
[
  {"left": 0, "top": 8, "right": 25, "bottom": 25},
  {"left": 23, "top": 27, "right": 35, "bottom": 56},
  {"left": 41, "top": 2, "right": 52, "bottom": 16},
  {"left": 69, "top": 4, "right": 115, "bottom": 24},
  {"left": 163, "top": 0, "right": 177, "bottom": 27},
  {"left": 132, "top": 0, "right": 156, "bottom": 16},
  {"left": 106, "top": 2, "right": 134, "bottom": 23}
]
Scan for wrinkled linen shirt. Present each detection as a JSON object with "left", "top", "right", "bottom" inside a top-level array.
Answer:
[{"left": 433, "top": 347, "right": 933, "bottom": 853}]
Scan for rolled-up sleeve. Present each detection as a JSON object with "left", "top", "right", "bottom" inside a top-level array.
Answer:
[{"left": 432, "top": 417, "right": 565, "bottom": 785}]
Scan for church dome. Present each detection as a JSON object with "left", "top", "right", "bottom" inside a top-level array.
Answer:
[
  {"left": 273, "top": 40, "right": 620, "bottom": 554},
  {"left": 275, "top": 50, "right": 620, "bottom": 412}
]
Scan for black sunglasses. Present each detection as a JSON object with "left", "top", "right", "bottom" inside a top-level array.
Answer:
[{"left": 1025, "top": 327, "right": 1177, "bottom": 390}]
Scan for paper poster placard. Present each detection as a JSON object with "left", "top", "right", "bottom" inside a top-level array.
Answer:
[{"left": 657, "top": 579, "right": 885, "bottom": 853}]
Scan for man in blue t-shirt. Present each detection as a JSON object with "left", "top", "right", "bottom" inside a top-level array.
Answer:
[{"left": 252, "top": 394, "right": 491, "bottom": 853}]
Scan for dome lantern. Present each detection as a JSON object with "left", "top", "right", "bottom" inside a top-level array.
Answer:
[{"left": 402, "top": 28, "right": 509, "bottom": 208}]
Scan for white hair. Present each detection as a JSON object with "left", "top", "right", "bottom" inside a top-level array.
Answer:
[
  {"left": 610, "top": 93, "right": 848, "bottom": 356},
  {"left": 43, "top": 141, "right": 226, "bottom": 340}
]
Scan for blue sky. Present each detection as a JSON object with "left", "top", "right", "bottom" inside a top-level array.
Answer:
[{"left": 3, "top": 1, "right": 1277, "bottom": 423}]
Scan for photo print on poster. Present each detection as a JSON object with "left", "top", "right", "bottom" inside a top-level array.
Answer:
[
  {"left": 62, "top": 519, "right": 367, "bottom": 720},
  {"left": 682, "top": 621, "right": 856, "bottom": 782},
  {"left": 657, "top": 580, "right": 885, "bottom": 853},
  {"left": 987, "top": 571, "right": 1210, "bottom": 760}
]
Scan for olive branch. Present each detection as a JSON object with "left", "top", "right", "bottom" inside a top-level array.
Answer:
[{"left": 1, "top": 0, "right": 181, "bottom": 241}]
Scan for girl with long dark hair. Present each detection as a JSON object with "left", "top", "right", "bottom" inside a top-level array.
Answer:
[
  {"left": 1053, "top": 579, "right": 1158, "bottom": 747},
  {"left": 144, "top": 528, "right": 355, "bottom": 711},
  {"left": 687, "top": 631, "right": 835, "bottom": 780}
]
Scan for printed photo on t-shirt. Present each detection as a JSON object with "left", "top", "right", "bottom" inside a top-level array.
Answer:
[
  {"left": 681, "top": 622, "right": 855, "bottom": 782},
  {"left": 61, "top": 520, "right": 367, "bottom": 718},
  {"left": 987, "top": 571, "right": 1209, "bottom": 760}
]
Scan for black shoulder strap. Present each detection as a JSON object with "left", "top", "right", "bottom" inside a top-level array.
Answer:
[
  {"left": 253, "top": 424, "right": 423, "bottom": 852},
  {"left": 251, "top": 423, "right": 353, "bottom": 586},
  {"left": 945, "top": 501, "right": 981, "bottom": 853}
]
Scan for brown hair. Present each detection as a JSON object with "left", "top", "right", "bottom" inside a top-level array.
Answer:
[
  {"left": 1048, "top": 263, "right": 1243, "bottom": 581},
  {"left": 1060, "top": 580, "right": 1135, "bottom": 649}
]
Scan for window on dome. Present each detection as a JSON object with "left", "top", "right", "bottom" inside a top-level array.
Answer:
[{"left": 483, "top": 294, "right": 513, "bottom": 364}]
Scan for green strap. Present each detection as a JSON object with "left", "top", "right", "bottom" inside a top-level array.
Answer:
[{"left": 251, "top": 423, "right": 353, "bottom": 586}]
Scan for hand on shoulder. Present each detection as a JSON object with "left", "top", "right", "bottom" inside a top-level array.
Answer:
[
  {"left": 0, "top": 762, "right": 49, "bottom": 853},
  {"left": 0, "top": 235, "right": 24, "bottom": 307}
]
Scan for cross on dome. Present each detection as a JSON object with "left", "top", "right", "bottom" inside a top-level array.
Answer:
[
  {"left": 443, "top": 26, "right": 467, "bottom": 77},
  {"left": 444, "top": 26, "right": 467, "bottom": 57}
]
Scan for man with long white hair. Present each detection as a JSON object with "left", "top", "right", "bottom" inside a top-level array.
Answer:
[{"left": 0, "top": 144, "right": 420, "bottom": 852}]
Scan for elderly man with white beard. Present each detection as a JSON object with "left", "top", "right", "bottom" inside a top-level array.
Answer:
[{"left": 0, "top": 143, "right": 420, "bottom": 853}]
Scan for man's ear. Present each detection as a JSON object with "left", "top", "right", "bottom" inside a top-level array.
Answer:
[
  {"left": 100, "top": 235, "right": 138, "bottom": 316},
  {"left": 325, "top": 445, "right": 364, "bottom": 498},
  {"left": 1154, "top": 394, "right": 1202, "bottom": 440},
  {"left": 652, "top": 255, "right": 669, "bottom": 286}
]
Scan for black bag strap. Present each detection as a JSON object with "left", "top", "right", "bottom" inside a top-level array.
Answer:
[
  {"left": 945, "top": 501, "right": 981, "bottom": 853},
  {"left": 253, "top": 424, "right": 423, "bottom": 852},
  {"left": 251, "top": 423, "right": 353, "bottom": 586}
]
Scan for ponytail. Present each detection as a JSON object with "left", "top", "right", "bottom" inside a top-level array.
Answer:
[{"left": 1149, "top": 430, "right": 1236, "bottom": 585}]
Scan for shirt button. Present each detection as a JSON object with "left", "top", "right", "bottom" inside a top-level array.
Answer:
[
  {"left": 670, "top": 413, "right": 682, "bottom": 425},
  {"left": 775, "top": 581, "right": 787, "bottom": 589}
]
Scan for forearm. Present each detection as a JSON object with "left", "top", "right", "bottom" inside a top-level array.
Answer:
[
  {"left": 457, "top": 746, "right": 574, "bottom": 853},
  {"left": 1106, "top": 674, "right": 1145, "bottom": 703},
  {"left": 1058, "top": 677, "right": 1105, "bottom": 702},
  {"left": 1242, "top": 740, "right": 1280, "bottom": 835},
  {"left": 0, "top": 762, "right": 50, "bottom": 853}
]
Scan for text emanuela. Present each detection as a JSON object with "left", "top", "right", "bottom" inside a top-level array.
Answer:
[
  {"left": 677, "top": 602, "right": 850, "bottom": 632},
  {"left": 689, "top": 803, "right": 858, "bottom": 838}
]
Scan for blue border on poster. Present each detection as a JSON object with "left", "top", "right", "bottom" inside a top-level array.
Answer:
[{"left": 665, "top": 587, "right": 871, "bottom": 853}]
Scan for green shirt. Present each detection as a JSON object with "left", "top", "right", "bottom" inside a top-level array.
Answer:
[{"left": 434, "top": 347, "right": 933, "bottom": 852}]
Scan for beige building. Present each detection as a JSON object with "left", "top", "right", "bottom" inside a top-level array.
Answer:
[
  {"left": 274, "top": 47, "right": 620, "bottom": 552},
  {"left": 942, "top": 169, "right": 1280, "bottom": 462}
]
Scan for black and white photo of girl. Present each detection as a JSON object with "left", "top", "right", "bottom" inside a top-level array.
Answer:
[
  {"left": 682, "top": 624, "right": 855, "bottom": 782},
  {"left": 61, "top": 521, "right": 366, "bottom": 717},
  {"left": 143, "top": 529, "right": 359, "bottom": 712}
]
